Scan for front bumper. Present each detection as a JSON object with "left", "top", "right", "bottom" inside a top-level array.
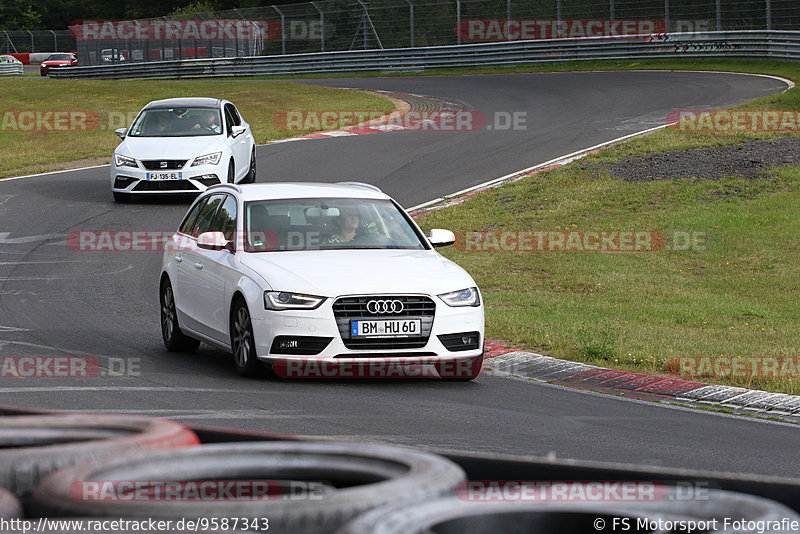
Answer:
[
  {"left": 110, "top": 163, "right": 222, "bottom": 195},
  {"left": 251, "top": 296, "right": 484, "bottom": 377}
]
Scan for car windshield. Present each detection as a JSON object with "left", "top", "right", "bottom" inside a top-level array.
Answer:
[
  {"left": 46, "top": 54, "right": 72, "bottom": 60},
  {"left": 244, "top": 198, "right": 427, "bottom": 252},
  {"left": 127, "top": 108, "right": 223, "bottom": 137}
]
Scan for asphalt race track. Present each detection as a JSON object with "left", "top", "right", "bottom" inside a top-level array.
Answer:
[{"left": 1, "top": 71, "right": 798, "bottom": 478}]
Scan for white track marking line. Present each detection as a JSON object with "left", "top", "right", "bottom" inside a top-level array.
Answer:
[{"left": 408, "top": 122, "right": 671, "bottom": 211}]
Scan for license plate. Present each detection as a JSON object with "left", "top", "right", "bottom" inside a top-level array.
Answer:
[
  {"left": 146, "top": 172, "right": 182, "bottom": 181},
  {"left": 351, "top": 319, "right": 421, "bottom": 338}
]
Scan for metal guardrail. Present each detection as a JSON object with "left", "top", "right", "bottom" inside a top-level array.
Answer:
[
  {"left": 0, "top": 63, "right": 23, "bottom": 76},
  {"left": 50, "top": 30, "right": 800, "bottom": 79}
]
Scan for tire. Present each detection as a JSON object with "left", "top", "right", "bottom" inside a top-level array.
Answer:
[
  {"left": 244, "top": 148, "right": 256, "bottom": 183},
  {"left": 31, "top": 441, "right": 466, "bottom": 534},
  {"left": 113, "top": 192, "right": 130, "bottom": 203},
  {"left": 227, "top": 160, "right": 235, "bottom": 184},
  {"left": 436, "top": 354, "right": 484, "bottom": 381},
  {"left": 0, "top": 414, "right": 199, "bottom": 497},
  {"left": 336, "top": 491, "right": 800, "bottom": 534},
  {"left": 230, "top": 298, "right": 265, "bottom": 377},
  {"left": 0, "top": 488, "right": 22, "bottom": 519},
  {"left": 160, "top": 278, "right": 200, "bottom": 353}
]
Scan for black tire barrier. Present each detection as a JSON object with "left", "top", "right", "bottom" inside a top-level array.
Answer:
[
  {"left": 335, "top": 490, "right": 800, "bottom": 534},
  {"left": 30, "top": 441, "right": 467, "bottom": 534},
  {"left": 0, "top": 414, "right": 200, "bottom": 496},
  {"left": 0, "top": 488, "right": 22, "bottom": 519}
]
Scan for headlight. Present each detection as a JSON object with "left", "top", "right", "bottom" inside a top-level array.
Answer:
[
  {"left": 264, "top": 291, "right": 326, "bottom": 311},
  {"left": 438, "top": 287, "right": 480, "bottom": 307},
  {"left": 114, "top": 154, "right": 137, "bottom": 168},
  {"left": 191, "top": 152, "right": 222, "bottom": 167}
]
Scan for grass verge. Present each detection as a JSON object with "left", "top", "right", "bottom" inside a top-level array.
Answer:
[
  {"left": 0, "top": 78, "right": 393, "bottom": 178},
  {"left": 413, "top": 59, "right": 800, "bottom": 395}
]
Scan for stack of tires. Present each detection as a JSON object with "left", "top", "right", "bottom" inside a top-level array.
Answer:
[
  {"left": 2, "top": 411, "right": 798, "bottom": 533},
  {"left": 0, "top": 412, "right": 467, "bottom": 534}
]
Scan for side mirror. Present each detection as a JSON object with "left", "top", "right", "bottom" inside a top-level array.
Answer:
[
  {"left": 428, "top": 229, "right": 455, "bottom": 248},
  {"left": 197, "top": 231, "right": 233, "bottom": 252},
  {"left": 115, "top": 127, "right": 127, "bottom": 139},
  {"left": 231, "top": 125, "right": 246, "bottom": 138}
]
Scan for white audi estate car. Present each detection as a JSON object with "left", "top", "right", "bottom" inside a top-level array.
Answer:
[
  {"left": 159, "top": 182, "right": 485, "bottom": 380},
  {"left": 111, "top": 97, "right": 256, "bottom": 202}
]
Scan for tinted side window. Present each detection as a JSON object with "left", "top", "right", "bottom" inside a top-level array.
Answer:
[
  {"left": 211, "top": 195, "right": 238, "bottom": 241},
  {"left": 179, "top": 198, "right": 208, "bottom": 234},
  {"left": 225, "top": 104, "right": 241, "bottom": 126},
  {"left": 224, "top": 107, "right": 235, "bottom": 136},
  {"left": 191, "top": 194, "right": 225, "bottom": 238}
]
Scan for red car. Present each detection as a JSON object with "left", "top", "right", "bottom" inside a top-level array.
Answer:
[{"left": 40, "top": 53, "right": 77, "bottom": 76}]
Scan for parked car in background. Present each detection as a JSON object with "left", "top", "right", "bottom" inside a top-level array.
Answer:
[
  {"left": 40, "top": 53, "right": 77, "bottom": 76},
  {"left": 101, "top": 49, "right": 127, "bottom": 63},
  {"left": 111, "top": 97, "right": 256, "bottom": 201}
]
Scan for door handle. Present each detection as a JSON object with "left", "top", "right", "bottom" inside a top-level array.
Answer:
[
  {"left": 175, "top": 255, "right": 182, "bottom": 263},
  {"left": 193, "top": 263, "right": 204, "bottom": 270}
]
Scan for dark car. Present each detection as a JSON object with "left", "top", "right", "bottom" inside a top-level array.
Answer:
[{"left": 40, "top": 53, "right": 77, "bottom": 76}]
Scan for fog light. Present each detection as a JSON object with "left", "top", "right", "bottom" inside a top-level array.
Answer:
[
  {"left": 438, "top": 332, "right": 480, "bottom": 352},
  {"left": 270, "top": 336, "right": 333, "bottom": 355}
]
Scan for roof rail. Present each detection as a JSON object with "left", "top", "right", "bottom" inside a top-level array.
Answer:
[
  {"left": 206, "top": 183, "right": 242, "bottom": 193},
  {"left": 336, "top": 181, "right": 382, "bottom": 192}
]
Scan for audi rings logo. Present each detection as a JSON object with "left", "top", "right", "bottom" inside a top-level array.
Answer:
[{"left": 366, "top": 299, "right": 404, "bottom": 315}]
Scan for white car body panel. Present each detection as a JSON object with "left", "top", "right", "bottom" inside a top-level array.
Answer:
[
  {"left": 160, "top": 183, "right": 485, "bottom": 377},
  {"left": 111, "top": 97, "right": 255, "bottom": 197}
]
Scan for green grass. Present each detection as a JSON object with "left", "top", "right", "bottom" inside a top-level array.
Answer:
[
  {"left": 413, "top": 59, "right": 800, "bottom": 395},
  {"left": 0, "top": 78, "right": 393, "bottom": 178}
]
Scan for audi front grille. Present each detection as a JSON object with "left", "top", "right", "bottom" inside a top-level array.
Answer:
[{"left": 333, "top": 295, "right": 435, "bottom": 349}]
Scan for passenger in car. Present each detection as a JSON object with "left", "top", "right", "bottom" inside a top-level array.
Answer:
[
  {"left": 192, "top": 110, "right": 220, "bottom": 133},
  {"left": 326, "top": 207, "right": 361, "bottom": 244},
  {"left": 151, "top": 113, "right": 172, "bottom": 135}
]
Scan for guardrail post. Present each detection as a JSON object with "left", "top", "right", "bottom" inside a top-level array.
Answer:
[
  {"left": 715, "top": 0, "right": 721, "bottom": 30},
  {"left": 664, "top": 0, "right": 670, "bottom": 31},
  {"left": 610, "top": 0, "right": 615, "bottom": 21},
  {"left": 273, "top": 6, "right": 286, "bottom": 55},
  {"left": 404, "top": 0, "right": 415, "bottom": 47},
  {"left": 766, "top": 0, "right": 772, "bottom": 30},
  {"left": 311, "top": 2, "right": 325, "bottom": 52},
  {"left": 456, "top": 0, "right": 461, "bottom": 45}
]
